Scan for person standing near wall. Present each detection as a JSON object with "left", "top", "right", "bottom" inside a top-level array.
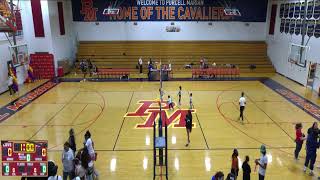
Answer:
[
  {"left": 80, "top": 60, "right": 88, "bottom": 81},
  {"left": 138, "top": 57, "right": 143, "bottom": 74},
  {"left": 7, "top": 73, "right": 14, "bottom": 96}
]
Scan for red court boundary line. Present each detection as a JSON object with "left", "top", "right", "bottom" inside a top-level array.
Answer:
[{"left": 0, "top": 80, "right": 58, "bottom": 124}]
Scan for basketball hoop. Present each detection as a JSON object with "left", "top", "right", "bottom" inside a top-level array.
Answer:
[
  {"left": 224, "top": 8, "right": 241, "bottom": 16},
  {"left": 103, "top": 8, "right": 119, "bottom": 16},
  {"left": 0, "top": 0, "right": 16, "bottom": 32}
]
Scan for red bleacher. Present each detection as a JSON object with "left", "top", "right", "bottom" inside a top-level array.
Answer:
[
  {"left": 97, "top": 68, "right": 132, "bottom": 79},
  {"left": 192, "top": 67, "right": 240, "bottom": 79},
  {"left": 30, "top": 54, "right": 55, "bottom": 79}
]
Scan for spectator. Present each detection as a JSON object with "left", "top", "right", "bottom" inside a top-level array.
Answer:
[
  {"left": 226, "top": 170, "right": 236, "bottom": 180},
  {"left": 68, "top": 128, "right": 76, "bottom": 154},
  {"left": 304, "top": 122, "right": 319, "bottom": 176},
  {"left": 84, "top": 131, "right": 95, "bottom": 160},
  {"left": 79, "top": 147, "right": 93, "bottom": 180},
  {"left": 294, "top": 123, "right": 306, "bottom": 160},
  {"left": 91, "top": 64, "right": 97, "bottom": 76},
  {"left": 231, "top": 149, "right": 239, "bottom": 178},
  {"left": 242, "top": 156, "right": 251, "bottom": 180},
  {"left": 255, "top": 145, "right": 268, "bottom": 180},
  {"left": 79, "top": 60, "right": 87, "bottom": 81},
  {"left": 212, "top": 171, "right": 224, "bottom": 180},
  {"left": 7, "top": 73, "right": 14, "bottom": 96},
  {"left": 200, "top": 58, "right": 204, "bottom": 69},
  {"left": 148, "top": 62, "right": 153, "bottom": 81},
  {"left": 84, "top": 131, "right": 99, "bottom": 179},
  {"left": 62, "top": 142, "right": 74, "bottom": 180},
  {"left": 74, "top": 158, "right": 86, "bottom": 180},
  {"left": 138, "top": 57, "right": 143, "bottom": 74},
  {"left": 48, "top": 161, "right": 62, "bottom": 180},
  {"left": 87, "top": 59, "right": 93, "bottom": 76}
]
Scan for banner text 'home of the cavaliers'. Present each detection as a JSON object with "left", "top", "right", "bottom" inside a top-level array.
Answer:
[{"left": 72, "top": 0, "right": 268, "bottom": 22}]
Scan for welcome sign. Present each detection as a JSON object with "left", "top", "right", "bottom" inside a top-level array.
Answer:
[{"left": 72, "top": 0, "right": 268, "bottom": 22}]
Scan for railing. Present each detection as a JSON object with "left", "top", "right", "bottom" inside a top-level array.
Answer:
[{"left": 192, "top": 67, "right": 240, "bottom": 79}]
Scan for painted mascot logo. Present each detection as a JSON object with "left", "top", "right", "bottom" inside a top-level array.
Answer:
[{"left": 125, "top": 100, "right": 196, "bottom": 129}]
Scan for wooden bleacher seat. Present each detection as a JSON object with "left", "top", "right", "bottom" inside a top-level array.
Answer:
[{"left": 76, "top": 41, "right": 275, "bottom": 76}]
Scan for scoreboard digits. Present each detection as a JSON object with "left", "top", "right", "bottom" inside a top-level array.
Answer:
[{"left": 1, "top": 140, "right": 48, "bottom": 177}]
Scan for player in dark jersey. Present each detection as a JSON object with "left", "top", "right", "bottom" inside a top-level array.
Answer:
[
  {"left": 185, "top": 110, "right": 192, "bottom": 147},
  {"left": 178, "top": 86, "right": 182, "bottom": 106}
]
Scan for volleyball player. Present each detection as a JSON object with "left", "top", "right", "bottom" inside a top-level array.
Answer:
[
  {"left": 185, "top": 110, "right": 192, "bottom": 147},
  {"left": 168, "top": 95, "right": 174, "bottom": 110},
  {"left": 177, "top": 86, "right": 182, "bottom": 106},
  {"left": 189, "top": 93, "right": 193, "bottom": 109},
  {"left": 239, "top": 92, "right": 246, "bottom": 121}
]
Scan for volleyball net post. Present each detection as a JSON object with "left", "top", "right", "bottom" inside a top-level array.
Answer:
[{"left": 153, "top": 59, "right": 168, "bottom": 179}]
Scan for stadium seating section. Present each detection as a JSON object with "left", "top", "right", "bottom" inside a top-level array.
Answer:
[{"left": 76, "top": 41, "right": 275, "bottom": 76}]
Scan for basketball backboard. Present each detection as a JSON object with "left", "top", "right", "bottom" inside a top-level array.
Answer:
[{"left": 0, "top": 0, "right": 16, "bottom": 32}]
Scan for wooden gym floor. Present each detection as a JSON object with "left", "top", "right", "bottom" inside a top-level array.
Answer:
[{"left": 1, "top": 74, "right": 320, "bottom": 180}]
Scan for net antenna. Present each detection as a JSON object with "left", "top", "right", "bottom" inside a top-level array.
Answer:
[
  {"left": 218, "top": 0, "right": 241, "bottom": 16},
  {"left": 103, "top": 0, "right": 125, "bottom": 16}
]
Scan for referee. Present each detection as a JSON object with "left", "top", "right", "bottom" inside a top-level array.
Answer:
[{"left": 239, "top": 92, "right": 246, "bottom": 121}]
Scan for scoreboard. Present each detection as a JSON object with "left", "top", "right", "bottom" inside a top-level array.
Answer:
[{"left": 1, "top": 140, "right": 48, "bottom": 177}]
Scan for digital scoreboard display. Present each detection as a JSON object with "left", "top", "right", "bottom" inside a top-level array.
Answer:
[{"left": 1, "top": 140, "right": 48, "bottom": 177}]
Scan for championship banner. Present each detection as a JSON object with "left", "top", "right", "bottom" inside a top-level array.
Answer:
[
  {"left": 289, "top": 19, "right": 295, "bottom": 35},
  {"left": 284, "top": 19, "right": 290, "bottom": 34},
  {"left": 280, "top": 4, "right": 284, "bottom": 18},
  {"left": 314, "top": 20, "right": 320, "bottom": 38},
  {"left": 295, "top": 19, "right": 302, "bottom": 35},
  {"left": 289, "top": 3, "right": 294, "bottom": 18},
  {"left": 301, "top": 2, "right": 306, "bottom": 19},
  {"left": 314, "top": 0, "right": 320, "bottom": 19},
  {"left": 307, "top": 20, "right": 315, "bottom": 37},
  {"left": 280, "top": 18, "right": 285, "bottom": 33},
  {"left": 294, "top": 2, "right": 300, "bottom": 18},
  {"left": 284, "top": 3, "right": 289, "bottom": 18},
  {"left": 73, "top": 0, "right": 268, "bottom": 22},
  {"left": 307, "top": 0, "right": 314, "bottom": 19}
]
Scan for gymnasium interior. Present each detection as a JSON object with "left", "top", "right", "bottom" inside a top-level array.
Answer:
[{"left": 1, "top": 0, "right": 320, "bottom": 179}]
